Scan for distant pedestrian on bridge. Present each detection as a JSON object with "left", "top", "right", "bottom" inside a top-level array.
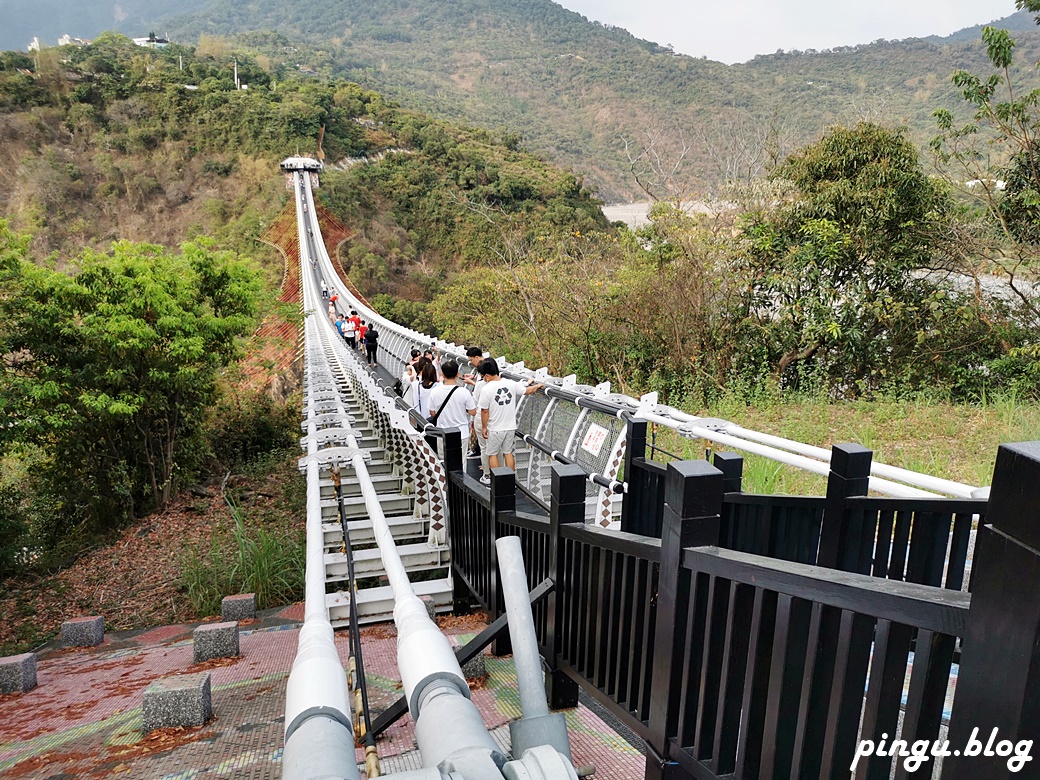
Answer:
[
  {"left": 343, "top": 315, "right": 357, "bottom": 348},
  {"left": 363, "top": 324, "right": 378, "bottom": 365},
  {"left": 477, "top": 358, "right": 543, "bottom": 473},
  {"left": 401, "top": 349, "right": 422, "bottom": 406}
]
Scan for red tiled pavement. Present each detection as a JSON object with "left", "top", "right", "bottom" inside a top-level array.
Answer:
[{"left": 0, "top": 610, "right": 643, "bottom": 779}]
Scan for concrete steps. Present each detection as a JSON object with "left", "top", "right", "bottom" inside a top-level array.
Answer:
[
  {"left": 316, "top": 384, "right": 452, "bottom": 625},
  {"left": 320, "top": 493, "right": 414, "bottom": 521},
  {"left": 325, "top": 541, "right": 450, "bottom": 582},
  {"left": 327, "top": 577, "right": 453, "bottom": 627},
  {"left": 319, "top": 472, "right": 404, "bottom": 499},
  {"left": 322, "top": 514, "right": 427, "bottom": 549}
]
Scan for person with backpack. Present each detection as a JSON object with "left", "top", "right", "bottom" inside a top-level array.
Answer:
[{"left": 428, "top": 360, "right": 476, "bottom": 443}]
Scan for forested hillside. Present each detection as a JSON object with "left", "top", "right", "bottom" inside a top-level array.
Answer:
[
  {"left": 152, "top": 1, "right": 1040, "bottom": 200},
  {"left": 9, "top": 0, "right": 1036, "bottom": 199},
  {"left": 0, "top": 31, "right": 610, "bottom": 575}
]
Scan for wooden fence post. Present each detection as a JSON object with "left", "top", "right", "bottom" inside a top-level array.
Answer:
[
  {"left": 793, "top": 444, "right": 874, "bottom": 776},
  {"left": 945, "top": 442, "right": 1040, "bottom": 778},
  {"left": 713, "top": 451, "right": 743, "bottom": 494},
  {"left": 443, "top": 429, "right": 473, "bottom": 615},
  {"left": 817, "top": 443, "right": 872, "bottom": 572},
  {"left": 621, "top": 418, "right": 648, "bottom": 530},
  {"left": 645, "top": 460, "right": 724, "bottom": 780},
  {"left": 545, "top": 463, "right": 585, "bottom": 710},
  {"left": 443, "top": 428, "right": 463, "bottom": 474},
  {"left": 489, "top": 466, "right": 515, "bottom": 656}
]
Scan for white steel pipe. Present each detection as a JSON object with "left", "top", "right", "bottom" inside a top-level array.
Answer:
[
  {"left": 496, "top": 536, "right": 549, "bottom": 719},
  {"left": 283, "top": 170, "right": 359, "bottom": 780},
  {"left": 644, "top": 403, "right": 978, "bottom": 498},
  {"left": 639, "top": 412, "right": 939, "bottom": 499}
]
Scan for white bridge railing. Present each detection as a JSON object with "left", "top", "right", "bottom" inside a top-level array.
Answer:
[
  {"left": 301, "top": 178, "right": 983, "bottom": 503},
  {"left": 284, "top": 163, "right": 580, "bottom": 779}
]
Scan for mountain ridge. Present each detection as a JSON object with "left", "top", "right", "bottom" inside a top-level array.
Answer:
[{"left": 5, "top": 1, "right": 1039, "bottom": 199}]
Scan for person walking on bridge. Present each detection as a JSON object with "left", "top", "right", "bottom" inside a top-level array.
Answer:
[
  {"left": 428, "top": 360, "right": 476, "bottom": 446},
  {"left": 363, "top": 323, "right": 379, "bottom": 365},
  {"left": 477, "top": 358, "right": 543, "bottom": 472},
  {"left": 343, "top": 314, "right": 357, "bottom": 349},
  {"left": 462, "top": 346, "right": 485, "bottom": 459}
]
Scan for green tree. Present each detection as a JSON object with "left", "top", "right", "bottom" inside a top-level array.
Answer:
[
  {"left": 932, "top": 22, "right": 1040, "bottom": 329},
  {"left": 930, "top": 13, "right": 1040, "bottom": 392},
  {"left": 0, "top": 223, "right": 260, "bottom": 532},
  {"left": 743, "top": 123, "right": 954, "bottom": 391}
]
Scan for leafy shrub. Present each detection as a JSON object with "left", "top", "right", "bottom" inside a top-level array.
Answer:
[
  {"left": 0, "top": 485, "right": 27, "bottom": 578},
  {"left": 204, "top": 389, "right": 299, "bottom": 472}
]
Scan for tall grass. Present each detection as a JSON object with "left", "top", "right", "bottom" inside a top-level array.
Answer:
[{"left": 180, "top": 498, "right": 305, "bottom": 618}]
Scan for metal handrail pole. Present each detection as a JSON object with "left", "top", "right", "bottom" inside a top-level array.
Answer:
[{"left": 496, "top": 536, "right": 572, "bottom": 761}]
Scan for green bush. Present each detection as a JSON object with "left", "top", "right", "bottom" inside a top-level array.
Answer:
[
  {"left": 205, "top": 389, "right": 299, "bottom": 472},
  {"left": 0, "top": 485, "right": 27, "bottom": 578}
]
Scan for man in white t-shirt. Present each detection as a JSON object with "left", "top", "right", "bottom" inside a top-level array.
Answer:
[
  {"left": 428, "top": 360, "right": 476, "bottom": 448},
  {"left": 477, "top": 358, "right": 543, "bottom": 473},
  {"left": 342, "top": 316, "right": 357, "bottom": 348}
]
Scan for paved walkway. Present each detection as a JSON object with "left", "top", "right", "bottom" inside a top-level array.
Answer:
[{"left": 0, "top": 606, "right": 642, "bottom": 778}]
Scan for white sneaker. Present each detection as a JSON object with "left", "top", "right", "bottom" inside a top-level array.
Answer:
[{"left": 479, "top": 474, "right": 491, "bottom": 485}]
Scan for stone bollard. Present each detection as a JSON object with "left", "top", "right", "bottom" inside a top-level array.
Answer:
[
  {"left": 0, "top": 653, "right": 37, "bottom": 694},
  {"left": 193, "top": 622, "right": 240, "bottom": 664},
  {"left": 221, "top": 593, "right": 256, "bottom": 622},
  {"left": 61, "top": 615, "right": 104, "bottom": 648},
  {"left": 142, "top": 672, "right": 212, "bottom": 732},
  {"left": 455, "top": 646, "right": 486, "bottom": 680}
]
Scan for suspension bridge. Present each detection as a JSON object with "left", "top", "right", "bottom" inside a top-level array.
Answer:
[
  {"left": 279, "top": 156, "right": 1038, "bottom": 780},
  {"left": 2, "top": 157, "right": 1037, "bottom": 780}
]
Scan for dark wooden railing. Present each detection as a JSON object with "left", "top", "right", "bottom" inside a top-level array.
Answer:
[
  {"left": 623, "top": 421, "right": 985, "bottom": 592},
  {"left": 442, "top": 426, "right": 1040, "bottom": 780}
]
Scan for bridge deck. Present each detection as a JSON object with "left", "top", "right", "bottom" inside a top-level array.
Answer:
[{"left": 0, "top": 607, "right": 643, "bottom": 778}]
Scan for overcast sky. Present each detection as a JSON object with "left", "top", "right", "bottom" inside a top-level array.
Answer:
[{"left": 555, "top": 0, "right": 1019, "bottom": 64}]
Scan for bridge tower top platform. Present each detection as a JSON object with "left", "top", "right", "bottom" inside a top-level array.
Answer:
[
  {"left": 281, "top": 157, "right": 323, "bottom": 189},
  {"left": 280, "top": 156, "right": 324, "bottom": 173}
]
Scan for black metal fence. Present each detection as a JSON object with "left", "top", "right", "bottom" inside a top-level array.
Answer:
[{"left": 443, "top": 424, "right": 1040, "bottom": 780}]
